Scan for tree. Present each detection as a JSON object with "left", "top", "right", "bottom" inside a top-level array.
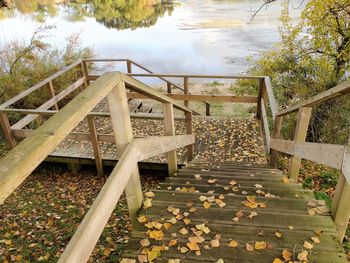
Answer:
[{"left": 243, "top": 0, "right": 350, "bottom": 143}]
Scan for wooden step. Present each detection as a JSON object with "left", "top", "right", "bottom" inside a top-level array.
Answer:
[{"left": 157, "top": 183, "right": 314, "bottom": 199}]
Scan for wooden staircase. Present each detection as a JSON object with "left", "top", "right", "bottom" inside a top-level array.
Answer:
[{"left": 123, "top": 162, "right": 347, "bottom": 262}]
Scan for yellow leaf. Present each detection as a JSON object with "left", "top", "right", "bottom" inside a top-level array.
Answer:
[
  {"left": 189, "top": 207, "right": 197, "bottom": 213},
  {"left": 120, "top": 259, "right": 136, "bottom": 263},
  {"left": 179, "top": 227, "right": 188, "bottom": 235},
  {"left": 242, "top": 200, "right": 258, "bottom": 209},
  {"left": 143, "top": 198, "right": 152, "bottom": 209},
  {"left": 180, "top": 247, "right": 189, "bottom": 253},
  {"left": 196, "top": 223, "right": 210, "bottom": 234},
  {"left": 246, "top": 196, "right": 256, "bottom": 203},
  {"left": 188, "top": 236, "right": 205, "bottom": 244},
  {"left": 149, "top": 230, "right": 164, "bottom": 241},
  {"left": 199, "top": 196, "right": 207, "bottom": 202},
  {"left": 272, "top": 259, "right": 283, "bottom": 263},
  {"left": 169, "top": 239, "right": 177, "bottom": 247},
  {"left": 247, "top": 211, "right": 258, "bottom": 220},
  {"left": 228, "top": 240, "right": 238, "bottom": 248},
  {"left": 230, "top": 180, "right": 237, "bottom": 186},
  {"left": 297, "top": 250, "right": 308, "bottom": 261},
  {"left": 254, "top": 241, "right": 267, "bottom": 250},
  {"left": 163, "top": 223, "right": 172, "bottom": 230},
  {"left": 187, "top": 242, "right": 200, "bottom": 251},
  {"left": 282, "top": 249, "right": 292, "bottom": 261},
  {"left": 138, "top": 216, "right": 148, "bottom": 223},
  {"left": 275, "top": 231, "right": 282, "bottom": 238},
  {"left": 210, "top": 239, "right": 220, "bottom": 248},
  {"left": 148, "top": 247, "right": 161, "bottom": 262},
  {"left": 168, "top": 260, "right": 180, "bottom": 263},
  {"left": 282, "top": 177, "right": 289, "bottom": 184},
  {"left": 38, "top": 253, "right": 50, "bottom": 261},
  {"left": 183, "top": 218, "right": 191, "bottom": 225},
  {"left": 168, "top": 217, "right": 177, "bottom": 224},
  {"left": 203, "top": 201, "right": 211, "bottom": 209},
  {"left": 103, "top": 248, "right": 111, "bottom": 257},
  {"left": 208, "top": 179, "right": 217, "bottom": 184},
  {"left": 216, "top": 259, "right": 224, "bottom": 263}
]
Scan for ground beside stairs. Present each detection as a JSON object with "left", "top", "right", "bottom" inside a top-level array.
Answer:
[{"left": 121, "top": 162, "right": 347, "bottom": 263}]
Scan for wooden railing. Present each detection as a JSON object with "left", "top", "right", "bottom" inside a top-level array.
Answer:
[
  {"left": 258, "top": 78, "right": 350, "bottom": 241},
  {"left": 0, "top": 71, "right": 195, "bottom": 262},
  {"left": 0, "top": 58, "right": 264, "bottom": 168}
]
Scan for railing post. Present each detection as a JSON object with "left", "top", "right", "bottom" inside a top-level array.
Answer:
[
  {"left": 48, "top": 80, "right": 59, "bottom": 111},
  {"left": 205, "top": 103, "right": 210, "bottom": 116},
  {"left": 167, "top": 82, "right": 172, "bottom": 94},
  {"left": 256, "top": 78, "right": 264, "bottom": 119},
  {"left": 289, "top": 107, "right": 312, "bottom": 180},
  {"left": 184, "top": 77, "right": 189, "bottom": 107},
  {"left": 163, "top": 102, "right": 177, "bottom": 176},
  {"left": 185, "top": 112, "right": 193, "bottom": 161},
  {"left": 0, "top": 112, "right": 16, "bottom": 149},
  {"left": 127, "top": 60, "right": 132, "bottom": 74},
  {"left": 81, "top": 60, "right": 90, "bottom": 87},
  {"left": 333, "top": 139, "right": 350, "bottom": 241},
  {"left": 87, "top": 116, "right": 104, "bottom": 176},
  {"left": 270, "top": 116, "right": 283, "bottom": 166},
  {"left": 107, "top": 81, "right": 143, "bottom": 226}
]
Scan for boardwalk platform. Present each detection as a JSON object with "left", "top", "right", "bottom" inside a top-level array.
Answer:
[{"left": 123, "top": 162, "right": 347, "bottom": 262}]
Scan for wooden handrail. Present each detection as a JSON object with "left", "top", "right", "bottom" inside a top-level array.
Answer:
[
  {"left": 276, "top": 79, "right": 350, "bottom": 117},
  {"left": 0, "top": 60, "right": 83, "bottom": 110}
]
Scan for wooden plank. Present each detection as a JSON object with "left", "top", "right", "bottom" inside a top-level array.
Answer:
[
  {"left": 277, "top": 79, "right": 350, "bottom": 117},
  {"left": 120, "top": 74, "right": 192, "bottom": 113},
  {"left": 87, "top": 116, "right": 104, "bottom": 176},
  {"left": 0, "top": 72, "right": 121, "bottom": 204},
  {"left": 11, "top": 77, "right": 86, "bottom": 130},
  {"left": 185, "top": 112, "right": 193, "bottom": 161},
  {"left": 81, "top": 60, "right": 90, "bottom": 86},
  {"left": 256, "top": 79, "right": 264, "bottom": 119},
  {"left": 264, "top": 77, "right": 279, "bottom": 119},
  {"left": 270, "top": 139, "right": 344, "bottom": 170},
  {"left": 260, "top": 98, "right": 270, "bottom": 152},
  {"left": 126, "top": 60, "right": 132, "bottom": 73},
  {"left": 289, "top": 107, "right": 312, "bottom": 179},
  {"left": 0, "top": 60, "right": 82, "bottom": 110},
  {"left": 3, "top": 108, "right": 186, "bottom": 120},
  {"left": 163, "top": 103, "right": 177, "bottom": 176},
  {"left": 184, "top": 77, "right": 189, "bottom": 107},
  {"left": 0, "top": 112, "right": 16, "bottom": 148},
  {"left": 270, "top": 116, "right": 283, "bottom": 166},
  {"left": 107, "top": 81, "right": 143, "bottom": 226},
  {"left": 48, "top": 81, "right": 59, "bottom": 111}
]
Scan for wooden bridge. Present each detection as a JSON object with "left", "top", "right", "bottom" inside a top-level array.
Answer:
[{"left": 0, "top": 59, "right": 349, "bottom": 262}]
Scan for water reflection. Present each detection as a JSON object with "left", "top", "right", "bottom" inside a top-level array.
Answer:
[{"left": 0, "top": 0, "right": 174, "bottom": 30}]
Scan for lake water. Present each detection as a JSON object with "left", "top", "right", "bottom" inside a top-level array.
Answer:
[{"left": 0, "top": 0, "right": 303, "bottom": 75}]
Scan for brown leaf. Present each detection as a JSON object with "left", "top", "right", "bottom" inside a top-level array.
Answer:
[{"left": 245, "top": 243, "right": 254, "bottom": 251}]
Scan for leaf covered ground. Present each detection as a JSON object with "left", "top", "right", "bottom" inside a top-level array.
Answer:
[{"left": 0, "top": 165, "right": 162, "bottom": 262}]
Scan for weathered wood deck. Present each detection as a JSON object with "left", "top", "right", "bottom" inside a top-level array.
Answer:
[
  {"left": 48, "top": 115, "right": 266, "bottom": 166},
  {"left": 122, "top": 162, "right": 347, "bottom": 262}
]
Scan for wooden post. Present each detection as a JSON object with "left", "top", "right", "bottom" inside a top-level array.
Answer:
[
  {"left": 288, "top": 107, "right": 312, "bottom": 180},
  {"left": 0, "top": 112, "right": 16, "bottom": 148},
  {"left": 107, "top": 81, "right": 143, "bottom": 226},
  {"left": 205, "top": 103, "right": 210, "bottom": 116},
  {"left": 87, "top": 116, "right": 104, "bottom": 176},
  {"left": 256, "top": 79, "right": 264, "bottom": 119},
  {"left": 167, "top": 82, "right": 172, "bottom": 94},
  {"left": 185, "top": 112, "right": 193, "bottom": 162},
  {"left": 333, "top": 139, "right": 350, "bottom": 241},
  {"left": 81, "top": 61, "right": 90, "bottom": 86},
  {"left": 184, "top": 77, "right": 189, "bottom": 107},
  {"left": 127, "top": 61, "right": 132, "bottom": 74},
  {"left": 163, "top": 103, "right": 177, "bottom": 176},
  {"left": 270, "top": 116, "right": 283, "bottom": 166},
  {"left": 334, "top": 182, "right": 350, "bottom": 242},
  {"left": 48, "top": 81, "right": 59, "bottom": 111}
]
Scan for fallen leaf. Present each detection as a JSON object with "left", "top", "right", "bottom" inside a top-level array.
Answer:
[
  {"left": 183, "top": 218, "right": 191, "bottom": 225},
  {"left": 208, "top": 179, "right": 217, "bottom": 184},
  {"left": 282, "top": 249, "right": 292, "bottom": 261},
  {"left": 138, "top": 216, "right": 148, "bottom": 223},
  {"left": 187, "top": 242, "right": 200, "bottom": 251},
  {"left": 246, "top": 243, "right": 254, "bottom": 251},
  {"left": 303, "top": 241, "right": 313, "bottom": 249},
  {"left": 297, "top": 250, "right": 308, "bottom": 261},
  {"left": 311, "top": 236, "right": 320, "bottom": 244},
  {"left": 169, "top": 239, "right": 177, "bottom": 247},
  {"left": 211, "top": 239, "right": 220, "bottom": 248},
  {"left": 203, "top": 201, "right": 211, "bottom": 209},
  {"left": 143, "top": 198, "right": 152, "bottom": 209},
  {"left": 275, "top": 231, "right": 282, "bottom": 238},
  {"left": 140, "top": 239, "right": 150, "bottom": 247},
  {"left": 216, "top": 259, "right": 224, "bottom": 263},
  {"left": 149, "top": 230, "right": 164, "bottom": 240},
  {"left": 138, "top": 255, "right": 148, "bottom": 263},
  {"left": 228, "top": 240, "right": 238, "bottom": 248},
  {"left": 148, "top": 247, "right": 162, "bottom": 262},
  {"left": 255, "top": 241, "right": 267, "bottom": 250},
  {"left": 199, "top": 196, "right": 207, "bottom": 202},
  {"left": 248, "top": 211, "right": 258, "bottom": 220},
  {"left": 145, "top": 191, "right": 155, "bottom": 198},
  {"left": 194, "top": 174, "right": 201, "bottom": 179},
  {"left": 180, "top": 247, "right": 189, "bottom": 253},
  {"left": 272, "top": 259, "right": 283, "bottom": 263},
  {"left": 179, "top": 228, "right": 189, "bottom": 235}
]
